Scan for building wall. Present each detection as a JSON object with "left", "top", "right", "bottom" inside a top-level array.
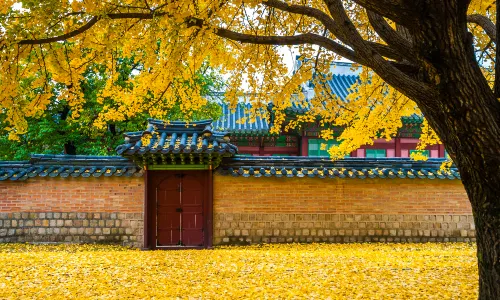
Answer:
[
  {"left": 0, "top": 177, "right": 144, "bottom": 247},
  {"left": 213, "top": 175, "right": 474, "bottom": 244}
]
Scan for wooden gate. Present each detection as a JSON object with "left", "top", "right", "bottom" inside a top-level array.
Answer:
[{"left": 146, "top": 170, "right": 212, "bottom": 249}]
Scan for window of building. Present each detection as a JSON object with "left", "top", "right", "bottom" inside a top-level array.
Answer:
[
  {"left": 308, "top": 139, "right": 349, "bottom": 156},
  {"left": 365, "top": 149, "right": 387, "bottom": 158},
  {"left": 410, "top": 150, "right": 430, "bottom": 158}
]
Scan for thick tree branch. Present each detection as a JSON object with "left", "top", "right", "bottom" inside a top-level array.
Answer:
[
  {"left": 351, "top": 0, "right": 420, "bottom": 28},
  {"left": 263, "top": 0, "right": 339, "bottom": 34},
  {"left": 365, "top": 41, "right": 406, "bottom": 61},
  {"left": 467, "top": 14, "right": 497, "bottom": 41},
  {"left": 366, "top": 10, "right": 415, "bottom": 61},
  {"left": 262, "top": 0, "right": 358, "bottom": 54},
  {"left": 214, "top": 28, "right": 364, "bottom": 64},
  {"left": 19, "top": 16, "right": 100, "bottom": 45},
  {"left": 324, "top": 0, "right": 436, "bottom": 101},
  {"left": 18, "top": 12, "right": 165, "bottom": 45},
  {"left": 496, "top": 5, "right": 500, "bottom": 98}
]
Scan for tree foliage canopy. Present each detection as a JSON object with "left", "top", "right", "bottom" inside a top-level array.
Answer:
[
  {"left": 0, "top": 0, "right": 496, "bottom": 159},
  {"left": 0, "top": 57, "right": 223, "bottom": 159}
]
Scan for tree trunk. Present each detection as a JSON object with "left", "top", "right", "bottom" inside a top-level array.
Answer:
[{"left": 372, "top": 2, "right": 500, "bottom": 298}]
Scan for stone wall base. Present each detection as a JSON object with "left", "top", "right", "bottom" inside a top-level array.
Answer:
[
  {"left": 213, "top": 213, "right": 476, "bottom": 245},
  {"left": 0, "top": 212, "right": 143, "bottom": 248}
]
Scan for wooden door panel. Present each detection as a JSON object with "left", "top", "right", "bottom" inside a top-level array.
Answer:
[
  {"left": 181, "top": 174, "right": 204, "bottom": 246},
  {"left": 157, "top": 176, "right": 182, "bottom": 246},
  {"left": 151, "top": 171, "right": 207, "bottom": 248}
]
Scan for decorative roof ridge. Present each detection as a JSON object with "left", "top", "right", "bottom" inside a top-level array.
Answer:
[
  {"left": 116, "top": 119, "right": 238, "bottom": 164},
  {"left": 29, "top": 154, "right": 132, "bottom": 164},
  {"left": 225, "top": 156, "right": 450, "bottom": 167},
  {"left": 219, "top": 157, "right": 459, "bottom": 180},
  {"left": 0, "top": 155, "right": 140, "bottom": 181}
]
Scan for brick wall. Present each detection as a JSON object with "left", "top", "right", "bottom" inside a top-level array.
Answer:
[
  {"left": 1, "top": 174, "right": 476, "bottom": 247},
  {"left": 213, "top": 175, "right": 474, "bottom": 244},
  {"left": 0, "top": 177, "right": 144, "bottom": 247}
]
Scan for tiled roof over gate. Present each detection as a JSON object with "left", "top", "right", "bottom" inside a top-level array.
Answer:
[{"left": 116, "top": 119, "right": 238, "bottom": 167}]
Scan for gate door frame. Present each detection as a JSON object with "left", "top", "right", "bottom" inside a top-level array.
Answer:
[{"left": 144, "top": 167, "right": 213, "bottom": 249}]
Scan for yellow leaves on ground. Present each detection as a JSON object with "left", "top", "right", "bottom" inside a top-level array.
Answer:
[{"left": 0, "top": 243, "right": 477, "bottom": 299}]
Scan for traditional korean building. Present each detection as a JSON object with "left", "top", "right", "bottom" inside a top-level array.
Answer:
[
  {"left": 214, "top": 62, "right": 445, "bottom": 158},
  {"left": 0, "top": 62, "right": 470, "bottom": 249}
]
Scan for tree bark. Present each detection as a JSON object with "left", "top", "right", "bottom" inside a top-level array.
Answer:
[{"left": 380, "top": 2, "right": 500, "bottom": 298}]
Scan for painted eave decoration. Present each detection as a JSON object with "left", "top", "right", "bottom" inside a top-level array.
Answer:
[
  {"left": 0, "top": 154, "right": 142, "bottom": 181},
  {"left": 219, "top": 157, "right": 460, "bottom": 180},
  {"left": 116, "top": 119, "right": 238, "bottom": 167}
]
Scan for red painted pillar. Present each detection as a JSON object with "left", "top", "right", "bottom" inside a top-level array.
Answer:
[
  {"left": 438, "top": 144, "right": 446, "bottom": 158},
  {"left": 395, "top": 138, "right": 401, "bottom": 157},
  {"left": 259, "top": 136, "right": 265, "bottom": 156},
  {"left": 301, "top": 136, "right": 308, "bottom": 156}
]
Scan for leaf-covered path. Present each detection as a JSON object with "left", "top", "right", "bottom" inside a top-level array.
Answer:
[{"left": 0, "top": 243, "right": 477, "bottom": 299}]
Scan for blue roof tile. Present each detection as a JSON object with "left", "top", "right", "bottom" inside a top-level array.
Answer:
[
  {"left": 218, "top": 157, "right": 460, "bottom": 180},
  {"left": 213, "top": 103, "right": 270, "bottom": 135},
  {"left": 0, "top": 155, "right": 141, "bottom": 181},
  {"left": 116, "top": 119, "right": 238, "bottom": 156}
]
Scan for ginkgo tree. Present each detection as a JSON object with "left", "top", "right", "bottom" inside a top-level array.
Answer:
[
  {"left": 1, "top": 0, "right": 499, "bottom": 298},
  {"left": 0, "top": 56, "right": 223, "bottom": 159}
]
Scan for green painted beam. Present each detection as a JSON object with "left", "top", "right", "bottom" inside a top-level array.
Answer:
[{"left": 147, "top": 164, "right": 211, "bottom": 170}]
